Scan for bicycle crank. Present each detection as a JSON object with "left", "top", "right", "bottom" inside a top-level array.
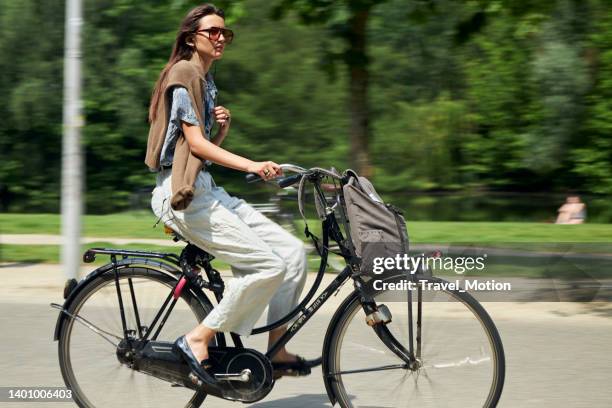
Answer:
[
  {"left": 122, "top": 341, "right": 274, "bottom": 403},
  {"left": 189, "top": 347, "right": 274, "bottom": 403}
]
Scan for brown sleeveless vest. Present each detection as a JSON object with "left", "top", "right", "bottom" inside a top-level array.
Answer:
[{"left": 145, "top": 53, "right": 208, "bottom": 211}]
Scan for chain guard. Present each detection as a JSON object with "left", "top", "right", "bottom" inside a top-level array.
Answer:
[{"left": 205, "top": 346, "right": 274, "bottom": 403}]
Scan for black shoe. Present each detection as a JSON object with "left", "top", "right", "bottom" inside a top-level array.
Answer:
[
  {"left": 173, "top": 335, "right": 217, "bottom": 386},
  {"left": 272, "top": 355, "right": 322, "bottom": 379}
]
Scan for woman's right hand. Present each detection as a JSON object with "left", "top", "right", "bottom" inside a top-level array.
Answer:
[{"left": 247, "top": 161, "right": 282, "bottom": 180}]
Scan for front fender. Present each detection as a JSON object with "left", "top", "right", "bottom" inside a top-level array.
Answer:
[
  {"left": 322, "top": 290, "right": 361, "bottom": 406},
  {"left": 52, "top": 258, "right": 182, "bottom": 341}
]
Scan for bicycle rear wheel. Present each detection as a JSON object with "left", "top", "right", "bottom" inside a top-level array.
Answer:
[
  {"left": 325, "top": 276, "right": 505, "bottom": 407},
  {"left": 58, "top": 266, "right": 211, "bottom": 408}
]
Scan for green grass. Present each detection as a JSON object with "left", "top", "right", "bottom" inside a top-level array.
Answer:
[
  {"left": 408, "top": 221, "right": 612, "bottom": 243},
  {"left": 299, "top": 220, "right": 612, "bottom": 242},
  {"left": 2, "top": 212, "right": 611, "bottom": 278},
  {"left": 1, "top": 244, "right": 64, "bottom": 265},
  {"left": 0, "top": 211, "right": 163, "bottom": 238},
  {"left": 0, "top": 242, "right": 182, "bottom": 266},
  {"left": 2, "top": 212, "right": 612, "bottom": 242},
  {"left": 0, "top": 243, "right": 327, "bottom": 271}
]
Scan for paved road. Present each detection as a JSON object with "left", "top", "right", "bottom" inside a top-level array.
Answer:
[{"left": 0, "top": 263, "right": 611, "bottom": 407}]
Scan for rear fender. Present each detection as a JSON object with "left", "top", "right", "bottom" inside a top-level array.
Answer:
[{"left": 52, "top": 258, "right": 184, "bottom": 341}]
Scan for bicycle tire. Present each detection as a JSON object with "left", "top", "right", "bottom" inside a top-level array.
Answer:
[
  {"left": 324, "top": 276, "right": 505, "bottom": 408},
  {"left": 58, "top": 265, "right": 211, "bottom": 408}
]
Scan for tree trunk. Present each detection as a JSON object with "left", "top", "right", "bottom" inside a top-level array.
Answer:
[{"left": 347, "top": 7, "right": 372, "bottom": 177}]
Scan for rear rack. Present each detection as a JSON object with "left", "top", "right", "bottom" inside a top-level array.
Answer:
[{"left": 83, "top": 247, "right": 180, "bottom": 264}]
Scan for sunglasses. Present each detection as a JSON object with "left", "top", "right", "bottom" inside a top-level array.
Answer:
[{"left": 196, "top": 27, "right": 234, "bottom": 44}]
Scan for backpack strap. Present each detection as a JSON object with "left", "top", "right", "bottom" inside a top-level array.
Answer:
[
  {"left": 297, "top": 172, "right": 309, "bottom": 229},
  {"left": 297, "top": 173, "right": 323, "bottom": 256}
]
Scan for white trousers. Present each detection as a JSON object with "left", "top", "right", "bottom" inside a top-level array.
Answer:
[{"left": 151, "top": 169, "right": 308, "bottom": 336}]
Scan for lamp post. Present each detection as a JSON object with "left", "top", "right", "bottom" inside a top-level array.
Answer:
[{"left": 61, "top": 0, "right": 83, "bottom": 279}]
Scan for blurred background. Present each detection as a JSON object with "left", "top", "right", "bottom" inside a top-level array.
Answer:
[{"left": 0, "top": 0, "right": 611, "bottom": 221}]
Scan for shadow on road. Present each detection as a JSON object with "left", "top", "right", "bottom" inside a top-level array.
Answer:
[
  {"left": 250, "top": 393, "right": 331, "bottom": 407},
  {"left": 550, "top": 302, "right": 612, "bottom": 319}
]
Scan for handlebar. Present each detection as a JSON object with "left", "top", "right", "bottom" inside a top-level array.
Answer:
[
  {"left": 277, "top": 174, "right": 303, "bottom": 188},
  {"left": 245, "top": 163, "right": 308, "bottom": 187},
  {"left": 245, "top": 172, "right": 262, "bottom": 183},
  {"left": 245, "top": 164, "right": 344, "bottom": 188}
]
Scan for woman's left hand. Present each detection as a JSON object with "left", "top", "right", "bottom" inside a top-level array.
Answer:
[{"left": 214, "top": 106, "right": 231, "bottom": 130}]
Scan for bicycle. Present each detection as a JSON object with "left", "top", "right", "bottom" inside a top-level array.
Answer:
[{"left": 51, "top": 164, "right": 505, "bottom": 407}]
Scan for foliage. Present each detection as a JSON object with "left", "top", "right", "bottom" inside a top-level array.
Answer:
[{"left": 0, "top": 0, "right": 611, "bottom": 215}]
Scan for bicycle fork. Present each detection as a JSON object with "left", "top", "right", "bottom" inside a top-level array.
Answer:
[{"left": 361, "top": 286, "right": 423, "bottom": 371}]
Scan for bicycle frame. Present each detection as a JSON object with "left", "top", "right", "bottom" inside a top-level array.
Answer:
[
  {"left": 53, "top": 168, "right": 505, "bottom": 408},
  {"left": 55, "top": 170, "right": 416, "bottom": 376}
]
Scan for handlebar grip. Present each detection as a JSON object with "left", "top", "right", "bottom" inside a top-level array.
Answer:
[
  {"left": 277, "top": 174, "right": 302, "bottom": 189},
  {"left": 245, "top": 173, "right": 262, "bottom": 183}
]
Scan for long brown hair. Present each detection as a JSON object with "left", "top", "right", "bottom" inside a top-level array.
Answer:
[{"left": 148, "top": 4, "right": 224, "bottom": 123}]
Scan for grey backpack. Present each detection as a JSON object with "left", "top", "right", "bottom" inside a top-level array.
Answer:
[
  {"left": 342, "top": 171, "right": 409, "bottom": 273},
  {"left": 297, "top": 168, "right": 409, "bottom": 274}
]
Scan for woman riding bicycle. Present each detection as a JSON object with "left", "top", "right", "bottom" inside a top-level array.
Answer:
[{"left": 146, "top": 3, "right": 312, "bottom": 386}]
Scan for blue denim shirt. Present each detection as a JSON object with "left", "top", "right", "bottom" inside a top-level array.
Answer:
[{"left": 159, "top": 73, "right": 217, "bottom": 167}]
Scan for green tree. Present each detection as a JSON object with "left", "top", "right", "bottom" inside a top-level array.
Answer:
[
  {"left": 2, "top": 0, "right": 612, "bottom": 214},
  {"left": 571, "top": 0, "right": 612, "bottom": 193},
  {"left": 272, "top": 0, "right": 385, "bottom": 177},
  {"left": 0, "top": 0, "right": 65, "bottom": 211}
]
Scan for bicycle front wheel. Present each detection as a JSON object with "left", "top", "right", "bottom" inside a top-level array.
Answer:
[
  {"left": 325, "top": 276, "right": 505, "bottom": 407},
  {"left": 58, "top": 265, "right": 211, "bottom": 408}
]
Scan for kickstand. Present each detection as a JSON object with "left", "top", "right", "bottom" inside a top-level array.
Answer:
[{"left": 186, "top": 390, "right": 207, "bottom": 408}]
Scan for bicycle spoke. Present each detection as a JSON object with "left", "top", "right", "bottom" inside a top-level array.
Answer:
[
  {"left": 104, "top": 364, "right": 128, "bottom": 406},
  {"left": 329, "top": 363, "right": 408, "bottom": 376},
  {"left": 346, "top": 341, "right": 386, "bottom": 354},
  {"left": 425, "top": 354, "right": 492, "bottom": 369},
  {"left": 373, "top": 324, "right": 411, "bottom": 364},
  {"left": 53, "top": 305, "right": 122, "bottom": 347}
]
